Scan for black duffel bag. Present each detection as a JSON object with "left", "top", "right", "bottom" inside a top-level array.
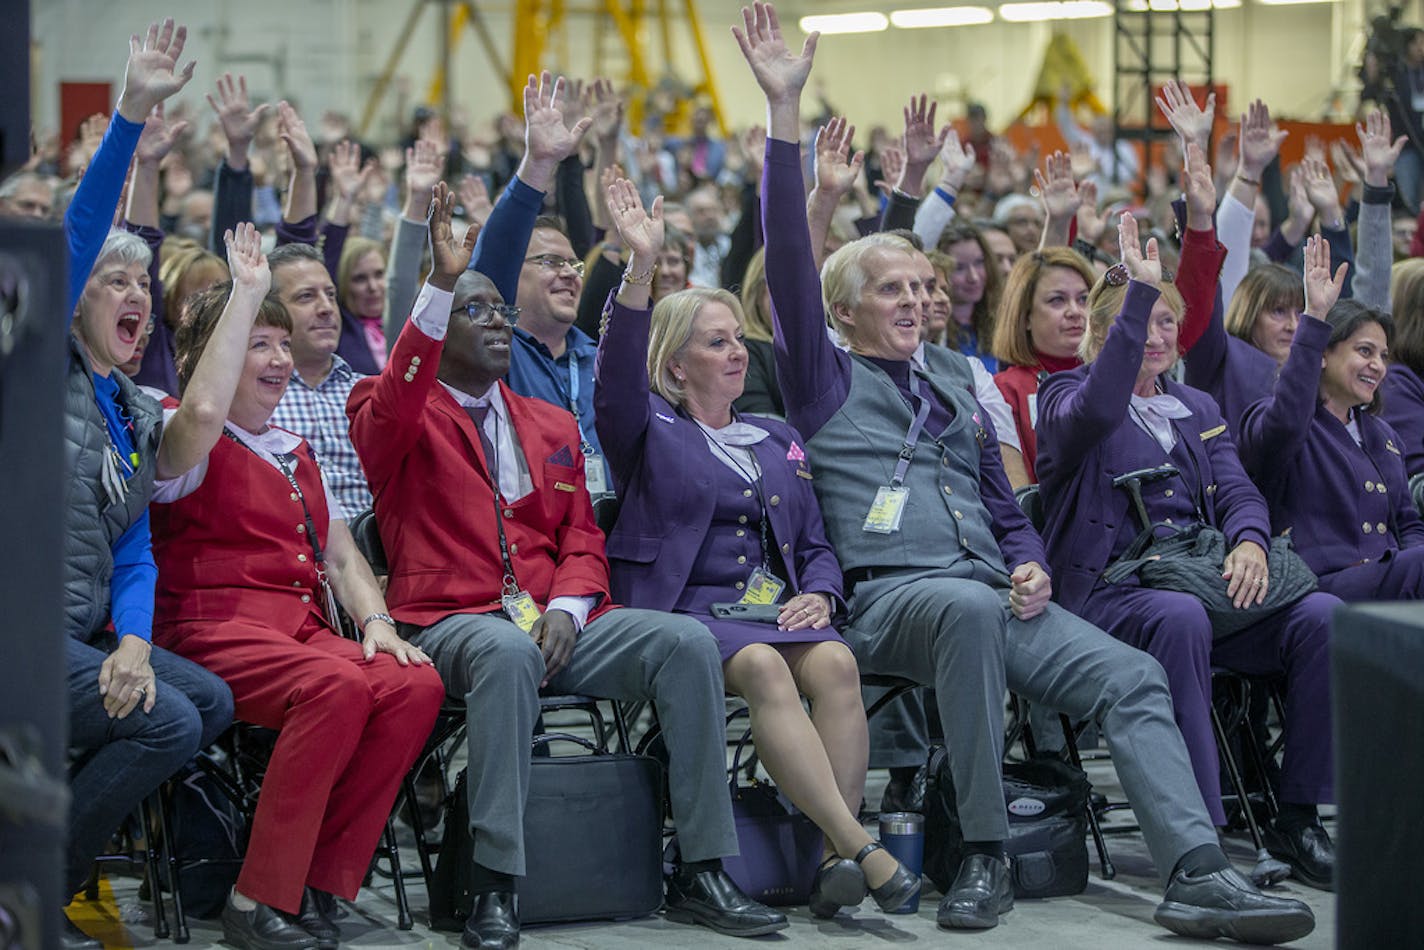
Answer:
[
  {"left": 430, "top": 733, "right": 665, "bottom": 929},
  {"left": 924, "top": 748, "right": 1090, "bottom": 899}
]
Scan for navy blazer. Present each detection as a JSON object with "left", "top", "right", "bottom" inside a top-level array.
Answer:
[
  {"left": 1239, "top": 315, "right": 1424, "bottom": 577},
  {"left": 593, "top": 297, "right": 843, "bottom": 611},
  {"left": 1036, "top": 281, "right": 1272, "bottom": 615}
]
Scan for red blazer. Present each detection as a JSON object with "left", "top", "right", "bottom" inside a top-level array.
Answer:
[{"left": 347, "top": 317, "right": 612, "bottom": 629}]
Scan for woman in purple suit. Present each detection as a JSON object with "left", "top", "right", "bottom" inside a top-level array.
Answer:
[
  {"left": 1239, "top": 236, "right": 1424, "bottom": 601},
  {"left": 1035, "top": 208, "right": 1341, "bottom": 891},
  {"left": 594, "top": 178, "right": 918, "bottom": 919}
]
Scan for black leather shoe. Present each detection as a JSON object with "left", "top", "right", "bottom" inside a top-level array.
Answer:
[
  {"left": 664, "top": 868, "right": 788, "bottom": 937},
  {"left": 1263, "top": 820, "right": 1335, "bottom": 892},
  {"left": 221, "top": 896, "right": 318, "bottom": 950},
  {"left": 294, "top": 888, "right": 340, "bottom": 949},
  {"left": 1154, "top": 864, "right": 1315, "bottom": 944},
  {"left": 880, "top": 765, "right": 928, "bottom": 815},
  {"left": 936, "top": 853, "right": 1013, "bottom": 930},
  {"left": 60, "top": 915, "right": 102, "bottom": 950},
  {"left": 856, "top": 842, "right": 922, "bottom": 913},
  {"left": 807, "top": 856, "right": 866, "bottom": 918},
  {"left": 460, "top": 891, "right": 519, "bottom": 950}
]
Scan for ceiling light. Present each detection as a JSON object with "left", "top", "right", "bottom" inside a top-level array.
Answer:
[
  {"left": 1255, "top": 0, "right": 1336, "bottom": 5},
  {"left": 890, "top": 7, "right": 996, "bottom": 28},
  {"left": 798, "top": 12, "right": 890, "bottom": 34},
  {"left": 998, "top": 2, "right": 1114, "bottom": 22}
]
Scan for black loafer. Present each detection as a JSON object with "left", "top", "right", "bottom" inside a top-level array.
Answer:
[
  {"left": 1154, "top": 864, "right": 1315, "bottom": 944},
  {"left": 294, "top": 888, "right": 340, "bottom": 949},
  {"left": 856, "top": 842, "right": 922, "bottom": 913},
  {"left": 460, "top": 891, "right": 519, "bottom": 950},
  {"left": 60, "top": 915, "right": 102, "bottom": 950},
  {"left": 664, "top": 868, "right": 788, "bottom": 937},
  {"left": 936, "top": 853, "right": 1013, "bottom": 930},
  {"left": 1263, "top": 820, "right": 1335, "bottom": 892},
  {"left": 880, "top": 765, "right": 928, "bottom": 815},
  {"left": 807, "top": 856, "right": 866, "bottom": 918},
  {"left": 221, "top": 896, "right": 318, "bottom": 950}
]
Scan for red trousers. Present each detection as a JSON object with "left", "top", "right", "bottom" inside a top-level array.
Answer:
[{"left": 157, "top": 616, "right": 444, "bottom": 913}]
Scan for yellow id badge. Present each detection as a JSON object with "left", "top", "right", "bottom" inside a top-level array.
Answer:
[
  {"left": 740, "top": 568, "right": 786, "bottom": 605},
  {"left": 501, "top": 591, "right": 542, "bottom": 634},
  {"left": 863, "top": 486, "right": 909, "bottom": 534}
]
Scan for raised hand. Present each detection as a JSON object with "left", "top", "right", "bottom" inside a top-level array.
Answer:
[
  {"left": 555, "top": 76, "right": 587, "bottom": 134},
  {"left": 1286, "top": 165, "right": 1313, "bottom": 225},
  {"left": 606, "top": 177, "right": 664, "bottom": 261},
  {"left": 1075, "top": 180, "right": 1105, "bottom": 244},
  {"left": 1301, "top": 233, "right": 1347, "bottom": 317},
  {"left": 1356, "top": 108, "right": 1407, "bottom": 188},
  {"left": 134, "top": 102, "right": 189, "bottom": 166},
  {"left": 813, "top": 116, "right": 864, "bottom": 201},
  {"left": 1301, "top": 153, "right": 1343, "bottom": 225},
  {"left": 874, "top": 144, "right": 904, "bottom": 197},
  {"left": 428, "top": 181, "right": 479, "bottom": 289},
  {"left": 224, "top": 222, "right": 272, "bottom": 298},
  {"left": 585, "top": 77, "right": 624, "bottom": 147},
  {"left": 206, "top": 73, "right": 269, "bottom": 157},
  {"left": 1330, "top": 139, "right": 1365, "bottom": 186},
  {"left": 1238, "top": 99, "right": 1288, "bottom": 181},
  {"left": 1118, "top": 212, "right": 1161, "bottom": 288},
  {"left": 276, "top": 100, "right": 318, "bottom": 171},
  {"left": 521, "top": 71, "right": 593, "bottom": 182},
  {"left": 732, "top": 1, "right": 818, "bottom": 105},
  {"left": 1155, "top": 78, "right": 1215, "bottom": 154},
  {"left": 1182, "top": 142, "right": 1217, "bottom": 228},
  {"left": 118, "top": 18, "right": 196, "bottom": 124},
  {"left": 937, "top": 127, "right": 977, "bottom": 195},
  {"left": 1034, "top": 150, "right": 1083, "bottom": 221},
  {"left": 458, "top": 174, "right": 493, "bottom": 228},
  {"left": 328, "top": 140, "right": 365, "bottom": 201},
  {"left": 901, "top": 93, "right": 950, "bottom": 175},
  {"left": 403, "top": 138, "right": 443, "bottom": 211}
]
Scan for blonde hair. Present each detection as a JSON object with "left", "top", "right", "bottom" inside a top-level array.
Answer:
[
  {"left": 159, "top": 236, "right": 228, "bottom": 328},
  {"left": 991, "top": 248, "right": 1096, "bottom": 367},
  {"left": 1224, "top": 263, "right": 1302, "bottom": 345},
  {"left": 819, "top": 232, "right": 918, "bottom": 344},
  {"left": 1389, "top": 258, "right": 1424, "bottom": 375},
  {"left": 1082, "top": 277, "right": 1185, "bottom": 363},
  {"left": 648, "top": 287, "right": 746, "bottom": 404},
  {"left": 337, "top": 236, "right": 386, "bottom": 313},
  {"left": 739, "top": 247, "right": 773, "bottom": 343}
]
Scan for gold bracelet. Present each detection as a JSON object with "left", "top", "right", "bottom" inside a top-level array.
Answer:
[{"left": 623, "top": 261, "right": 656, "bottom": 286}]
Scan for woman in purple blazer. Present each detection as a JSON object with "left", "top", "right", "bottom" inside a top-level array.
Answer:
[
  {"left": 593, "top": 178, "right": 918, "bottom": 919},
  {"left": 1036, "top": 213, "right": 1341, "bottom": 890},
  {"left": 1240, "top": 237, "right": 1424, "bottom": 601},
  {"left": 1384, "top": 259, "right": 1424, "bottom": 488}
]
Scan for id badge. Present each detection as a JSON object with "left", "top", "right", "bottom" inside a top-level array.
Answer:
[
  {"left": 501, "top": 590, "right": 542, "bottom": 634},
  {"left": 740, "top": 567, "right": 786, "bottom": 605},
  {"left": 863, "top": 486, "right": 909, "bottom": 534},
  {"left": 584, "top": 451, "right": 610, "bottom": 498}
]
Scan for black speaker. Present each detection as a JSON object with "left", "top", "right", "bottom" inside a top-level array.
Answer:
[
  {"left": 1332, "top": 602, "right": 1424, "bottom": 948},
  {"left": 0, "top": 220, "right": 68, "bottom": 950}
]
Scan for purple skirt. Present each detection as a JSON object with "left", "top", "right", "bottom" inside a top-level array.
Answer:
[{"left": 682, "top": 613, "right": 842, "bottom": 664}]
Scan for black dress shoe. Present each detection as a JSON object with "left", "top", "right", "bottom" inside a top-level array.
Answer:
[
  {"left": 664, "top": 868, "right": 788, "bottom": 937},
  {"left": 1154, "top": 864, "right": 1315, "bottom": 944},
  {"left": 294, "top": 888, "right": 340, "bottom": 949},
  {"left": 936, "top": 853, "right": 1013, "bottom": 930},
  {"left": 880, "top": 765, "right": 928, "bottom": 815},
  {"left": 807, "top": 856, "right": 866, "bottom": 918},
  {"left": 460, "top": 891, "right": 519, "bottom": 950},
  {"left": 221, "top": 896, "right": 318, "bottom": 950},
  {"left": 60, "top": 915, "right": 102, "bottom": 950},
  {"left": 856, "top": 842, "right": 922, "bottom": 913},
  {"left": 1263, "top": 820, "right": 1335, "bottom": 891}
]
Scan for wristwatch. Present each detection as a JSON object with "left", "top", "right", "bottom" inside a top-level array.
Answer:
[{"left": 361, "top": 612, "right": 397, "bottom": 632}]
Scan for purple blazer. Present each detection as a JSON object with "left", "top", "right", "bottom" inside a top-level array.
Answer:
[
  {"left": 1381, "top": 362, "right": 1424, "bottom": 478},
  {"left": 1036, "top": 280, "right": 1273, "bottom": 615},
  {"left": 1181, "top": 279, "right": 1278, "bottom": 435},
  {"left": 593, "top": 296, "right": 844, "bottom": 611},
  {"left": 1238, "top": 315, "right": 1424, "bottom": 577}
]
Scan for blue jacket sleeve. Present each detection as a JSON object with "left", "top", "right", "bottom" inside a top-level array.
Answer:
[
  {"left": 109, "top": 509, "right": 156, "bottom": 642},
  {"left": 66, "top": 114, "right": 144, "bottom": 317},
  {"left": 469, "top": 175, "right": 546, "bottom": 304}
]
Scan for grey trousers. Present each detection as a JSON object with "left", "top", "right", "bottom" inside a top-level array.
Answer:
[
  {"left": 844, "top": 567, "right": 1218, "bottom": 884},
  {"left": 413, "top": 607, "right": 738, "bottom": 876}
]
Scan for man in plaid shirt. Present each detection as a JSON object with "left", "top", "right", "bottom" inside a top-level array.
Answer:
[{"left": 267, "top": 243, "right": 372, "bottom": 517}]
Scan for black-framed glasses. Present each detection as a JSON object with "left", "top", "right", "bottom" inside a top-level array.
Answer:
[
  {"left": 524, "top": 254, "right": 586, "bottom": 276},
  {"left": 451, "top": 301, "right": 521, "bottom": 326}
]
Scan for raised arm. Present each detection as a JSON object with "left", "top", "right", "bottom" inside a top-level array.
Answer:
[
  {"left": 592, "top": 178, "right": 662, "bottom": 482},
  {"left": 806, "top": 116, "right": 863, "bottom": 268},
  {"left": 276, "top": 100, "right": 318, "bottom": 227},
  {"left": 1217, "top": 100, "right": 1286, "bottom": 306},
  {"left": 911, "top": 129, "right": 975, "bottom": 249},
  {"left": 383, "top": 138, "right": 441, "bottom": 348},
  {"left": 1177, "top": 142, "right": 1225, "bottom": 354},
  {"left": 205, "top": 73, "right": 267, "bottom": 252},
  {"left": 1035, "top": 150, "right": 1083, "bottom": 249},
  {"left": 1353, "top": 109, "right": 1407, "bottom": 310},
  {"left": 585, "top": 78, "right": 625, "bottom": 235}
]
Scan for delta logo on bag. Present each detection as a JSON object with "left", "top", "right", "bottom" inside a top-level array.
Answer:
[{"left": 1007, "top": 795, "right": 1047, "bottom": 818}]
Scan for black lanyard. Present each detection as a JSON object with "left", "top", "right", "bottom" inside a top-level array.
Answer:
[
  {"left": 222, "top": 428, "right": 327, "bottom": 567},
  {"left": 704, "top": 434, "right": 773, "bottom": 571}
]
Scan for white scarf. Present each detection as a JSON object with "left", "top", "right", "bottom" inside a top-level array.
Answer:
[
  {"left": 1128, "top": 391, "right": 1193, "bottom": 453},
  {"left": 696, "top": 418, "right": 770, "bottom": 482}
]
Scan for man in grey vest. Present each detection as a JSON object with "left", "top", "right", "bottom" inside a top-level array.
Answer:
[{"left": 741, "top": 5, "right": 1313, "bottom": 941}]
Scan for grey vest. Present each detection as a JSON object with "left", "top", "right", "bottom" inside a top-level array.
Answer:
[
  {"left": 63, "top": 336, "right": 162, "bottom": 640},
  {"left": 806, "top": 351, "right": 1007, "bottom": 583}
]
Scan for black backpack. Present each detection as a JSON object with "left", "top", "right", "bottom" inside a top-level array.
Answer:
[{"left": 165, "top": 764, "right": 247, "bottom": 917}]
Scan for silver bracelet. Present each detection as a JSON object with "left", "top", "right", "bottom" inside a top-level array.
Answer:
[{"left": 362, "top": 612, "right": 396, "bottom": 631}]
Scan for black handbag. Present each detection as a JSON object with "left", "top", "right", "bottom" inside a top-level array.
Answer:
[
  {"left": 429, "top": 734, "right": 665, "bottom": 929},
  {"left": 924, "top": 748, "right": 1090, "bottom": 900},
  {"left": 1102, "top": 522, "right": 1318, "bottom": 638},
  {"left": 718, "top": 717, "right": 824, "bottom": 906}
]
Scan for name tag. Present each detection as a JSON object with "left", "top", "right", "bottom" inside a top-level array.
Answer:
[
  {"left": 863, "top": 486, "right": 909, "bottom": 534},
  {"left": 740, "top": 568, "right": 786, "bottom": 605},
  {"left": 584, "top": 451, "right": 610, "bottom": 497},
  {"left": 501, "top": 590, "right": 542, "bottom": 634},
  {"left": 553, "top": 481, "right": 577, "bottom": 492},
  {"left": 1200, "top": 424, "right": 1226, "bottom": 441},
  {"left": 796, "top": 469, "right": 813, "bottom": 480}
]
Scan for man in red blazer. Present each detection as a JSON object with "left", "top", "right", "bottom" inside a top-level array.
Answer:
[{"left": 348, "top": 186, "right": 786, "bottom": 948}]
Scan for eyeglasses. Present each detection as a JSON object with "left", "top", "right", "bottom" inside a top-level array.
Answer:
[
  {"left": 451, "top": 301, "right": 521, "bottom": 326},
  {"left": 525, "top": 254, "right": 585, "bottom": 277}
]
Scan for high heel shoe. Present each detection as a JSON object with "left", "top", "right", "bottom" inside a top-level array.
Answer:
[
  {"left": 856, "top": 842, "right": 922, "bottom": 913},
  {"left": 807, "top": 856, "right": 867, "bottom": 918}
]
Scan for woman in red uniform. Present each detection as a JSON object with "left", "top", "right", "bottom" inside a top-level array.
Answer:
[{"left": 149, "top": 224, "right": 444, "bottom": 950}]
